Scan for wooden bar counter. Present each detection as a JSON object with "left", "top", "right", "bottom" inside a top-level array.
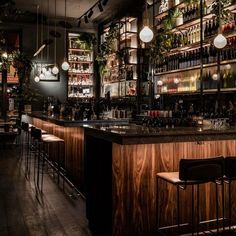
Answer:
[
  {"left": 22, "top": 112, "right": 129, "bottom": 193},
  {"left": 84, "top": 124, "right": 236, "bottom": 236}
]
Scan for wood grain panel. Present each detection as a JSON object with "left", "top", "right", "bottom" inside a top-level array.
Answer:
[
  {"left": 32, "top": 118, "right": 85, "bottom": 192},
  {"left": 110, "top": 140, "right": 236, "bottom": 236}
]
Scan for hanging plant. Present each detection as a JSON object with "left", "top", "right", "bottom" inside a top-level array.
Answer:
[
  {"left": 77, "top": 32, "right": 96, "bottom": 50},
  {"left": 210, "top": 0, "right": 232, "bottom": 24}
]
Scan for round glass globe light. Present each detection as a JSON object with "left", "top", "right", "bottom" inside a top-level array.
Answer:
[
  {"left": 34, "top": 76, "right": 40, "bottom": 82},
  {"left": 213, "top": 34, "right": 227, "bottom": 49},
  {"left": 139, "top": 26, "right": 154, "bottom": 43},
  {"left": 52, "top": 65, "right": 59, "bottom": 75},
  {"left": 61, "top": 61, "right": 70, "bottom": 71},
  {"left": 174, "top": 78, "right": 179, "bottom": 84},
  {"left": 42, "top": 67, "right": 47, "bottom": 73},
  {"left": 225, "top": 64, "right": 231, "bottom": 70},
  {"left": 212, "top": 73, "right": 218, "bottom": 81},
  {"left": 157, "top": 80, "right": 163, "bottom": 86},
  {"left": 39, "top": 73, "right": 46, "bottom": 80}
]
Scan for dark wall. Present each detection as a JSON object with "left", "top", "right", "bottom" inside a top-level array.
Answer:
[{"left": 1, "top": 22, "right": 97, "bottom": 110}]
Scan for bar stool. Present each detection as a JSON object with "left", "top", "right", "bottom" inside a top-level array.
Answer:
[
  {"left": 156, "top": 156, "right": 224, "bottom": 235},
  {"left": 224, "top": 156, "right": 236, "bottom": 231},
  {"left": 32, "top": 128, "right": 65, "bottom": 192}
]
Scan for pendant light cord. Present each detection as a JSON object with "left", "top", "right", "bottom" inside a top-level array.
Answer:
[
  {"left": 64, "top": 0, "right": 67, "bottom": 59},
  {"left": 54, "top": 0, "right": 57, "bottom": 65},
  {"left": 41, "top": 0, "right": 44, "bottom": 63},
  {"left": 47, "top": 0, "right": 49, "bottom": 61}
]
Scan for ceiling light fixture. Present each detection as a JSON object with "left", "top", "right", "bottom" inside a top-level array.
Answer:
[
  {"left": 77, "top": 0, "right": 107, "bottom": 26},
  {"left": 102, "top": 0, "right": 108, "bottom": 6},
  {"left": 52, "top": 0, "right": 59, "bottom": 75},
  {"left": 87, "top": 9, "right": 93, "bottom": 18},
  {"left": 139, "top": 0, "right": 154, "bottom": 43},
  {"left": 84, "top": 15, "right": 89, "bottom": 23},
  {"left": 98, "top": 2, "right": 103, "bottom": 12},
  {"left": 61, "top": 0, "right": 69, "bottom": 71}
]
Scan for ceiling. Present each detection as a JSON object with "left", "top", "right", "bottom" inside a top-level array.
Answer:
[{"left": 0, "top": 0, "right": 145, "bottom": 28}]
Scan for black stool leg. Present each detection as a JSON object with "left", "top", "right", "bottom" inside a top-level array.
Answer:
[
  {"left": 156, "top": 177, "right": 159, "bottom": 232},
  {"left": 216, "top": 183, "right": 219, "bottom": 235},
  {"left": 177, "top": 185, "right": 180, "bottom": 236},
  {"left": 222, "top": 180, "right": 225, "bottom": 232},
  {"left": 229, "top": 180, "right": 232, "bottom": 231},
  {"left": 197, "top": 184, "right": 200, "bottom": 236},
  {"left": 191, "top": 185, "right": 194, "bottom": 236}
]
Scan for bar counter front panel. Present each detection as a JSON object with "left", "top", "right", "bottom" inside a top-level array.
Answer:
[
  {"left": 23, "top": 113, "right": 129, "bottom": 193},
  {"left": 84, "top": 125, "right": 236, "bottom": 236}
]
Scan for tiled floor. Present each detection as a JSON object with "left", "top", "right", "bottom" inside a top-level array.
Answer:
[{"left": 0, "top": 145, "right": 92, "bottom": 236}]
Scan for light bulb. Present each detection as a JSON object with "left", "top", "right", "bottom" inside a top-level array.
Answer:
[
  {"left": 139, "top": 26, "right": 154, "bottom": 43},
  {"left": 39, "top": 72, "right": 46, "bottom": 80},
  {"left": 42, "top": 67, "right": 47, "bottom": 73},
  {"left": 225, "top": 64, "right": 231, "bottom": 70},
  {"left": 174, "top": 78, "right": 179, "bottom": 84},
  {"left": 213, "top": 34, "right": 227, "bottom": 49},
  {"left": 61, "top": 61, "right": 69, "bottom": 71},
  {"left": 157, "top": 80, "right": 163, "bottom": 86},
  {"left": 2, "top": 52, "right": 7, "bottom": 58},
  {"left": 52, "top": 65, "right": 59, "bottom": 75},
  {"left": 34, "top": 76, "right": 40, "bottom": 82},
  {"left": 155, "top": 94, "right": 160, "bottom": 99},
  {"left": 212, "top": 73, "right": 218, "bottom": 80}
]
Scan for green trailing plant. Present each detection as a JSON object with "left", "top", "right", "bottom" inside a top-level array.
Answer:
[
  {"left": 210, "top": 0, "right": 232, "bottom": 24},
  {"left": 77, "top": 32, "right": 96, "bottom": 50},
  {"left": 96, "top": 21, "right": 123, "bottom": 78}
]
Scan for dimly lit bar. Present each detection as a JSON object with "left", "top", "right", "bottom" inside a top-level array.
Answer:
[{"left": 1, "top": 0, "right": 236, "bottom": 235}]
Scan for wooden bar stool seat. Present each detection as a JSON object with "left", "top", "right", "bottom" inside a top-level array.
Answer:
[{"left": 156, "top": 156, "right": 225, "bottom": 236}]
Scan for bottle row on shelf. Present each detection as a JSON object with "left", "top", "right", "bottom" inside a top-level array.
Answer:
[
  {"left": 68, "top": 53, "right": 92, "bottom": 62},
  {"left": 156, "top": 68, "right": 236, "bottom": 94},
  {"left": 155, "top": 36, "right": 236, "bottom": 73},
  {"left": 68, "top": 74, "right": 93, "bottom": 86},
  {"left": 68, "top": 63, "right": 92, "bottom": 74},
  {"left": 170, "top": 17, "right": 236, "bottom": 50}
]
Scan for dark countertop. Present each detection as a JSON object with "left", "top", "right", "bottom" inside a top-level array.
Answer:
[
  {"left": 84, "top": 124, "right": 236, "bottom": 144},
  {"left": 26, "top": 112, "right": 130, "bottom": 127}
]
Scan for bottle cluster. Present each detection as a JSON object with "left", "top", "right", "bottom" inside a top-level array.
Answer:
[{"left": 156, "top": 36, "right": 236, "bottom": 73}]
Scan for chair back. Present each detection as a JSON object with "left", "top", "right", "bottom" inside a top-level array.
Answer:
[
  {"left": 179, "top": 156, "right": 224, "bottom": 182},
  {"left": 225, "top": 156, "right": 236, "bottom": 178},
  {"left": 21, "top": 122, "right": 29, "bottom": 132},
  {"left": 32, "top": 128, "right": 42, "bottom": 140}
]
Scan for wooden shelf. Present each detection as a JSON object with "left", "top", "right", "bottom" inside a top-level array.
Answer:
[
  {"left": 68, "top": 48, "right": 91, "bottom": 52},
  {"left": 69, "top": 61, "right": 93, "bottom": 64},
  {"left": 68, "top": 72, "right": 93, "bottom": 75},
  {"left": 155, "top": 59, "right": 236, "bottom": 76}
]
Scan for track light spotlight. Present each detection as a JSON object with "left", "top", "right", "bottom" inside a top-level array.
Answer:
[
  {"left": 102, "top": 0, "right": 108, "bottom": 6},
  {"left": 77, "top": 20, "right": 81, "bottom": 27},
  {"left": 84, "top": 15, "right": 89, "bottom": 23},
  {"left": 98, "top": 2, "right": 103, "bottom": 12},
  {"left": 87, "top": 9, "right": 93, "bottom": 18}
]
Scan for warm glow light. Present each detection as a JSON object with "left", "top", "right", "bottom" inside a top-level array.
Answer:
[
  {"left": 157, "top": 80, "right": 163, "bottom": 86},
  {"left": 2, "top": 52, "right": 7, "bottom": 58},
  {"left": 52, "top": 65, "right": 59, "bottom": 74},
  {"left": 213, "top": 34, "right": 227, "bottom": 49},
  {"left": 34, "top": 76, "right": 40, "bottom": 82},
  {"left": 61, "top": 61, "right": 70, "bottom": 71},
  {"left": 174, "top": 78, "right": 179, "bottom": 84},
  {"left": 39, "top": 72, "right": 46, "bottom": 80},
  {"left": 212, "top": 73, "right": 218, "bottom": 80},
  {"left": 225, "top": 64, "right": 231, "bottom": 70},
  {"left": 139, "top": 26, "right": 154, "bottom": 43},
  {"left": 155, "top": 94, "right": 160, "bottom": 99}
]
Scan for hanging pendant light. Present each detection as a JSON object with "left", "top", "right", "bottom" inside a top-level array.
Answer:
[
  {"left": 34, "top": 5, "right": 40, "bottom": 82},
  {"left": 139, "top": 1, "right": 153, "bottom": 43},
  {"left": 53, "top": 0, "right": 59, "bottom": 74},
  {"left": 61, "top": 0, "right": 69, "bottom": 71},
  {"left": 213, "top": 1, "right": 227, "bottom": 49}
]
